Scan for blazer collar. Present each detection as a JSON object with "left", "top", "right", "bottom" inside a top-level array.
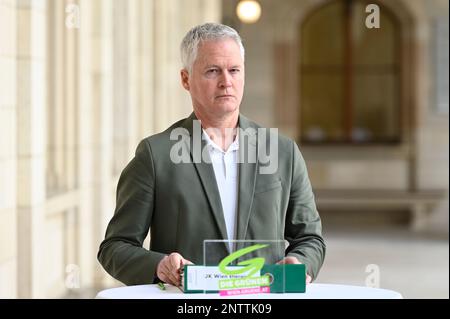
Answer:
[
  {"left": 180, "top": 113, "right": 228, "bottom": 246},
  {"left": 180, "top": 112, "right": 259, "bottom": 250},
  {"left": 234, "top": 114, "right": 258, "bottom": 247}
]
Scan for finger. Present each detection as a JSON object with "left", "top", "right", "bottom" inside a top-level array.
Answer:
[
  {"left": 169, "top": 253, "right": 182, "bottom": 270},
  {"left": 169, "top": 255, "right": 183, "bottom": 283},
  {"left": 158, "top": 258, "right": 179, "bottom": 285},
  {"left": 162, "top": 263, "right": 180, "bottom": 285},
  {"left": 284, "top": 257, "right": 300, "bottom": 264},
  {"left": 157, "top": 272, "right": 171, "bottom": 285},
  {"left": 179, "top": 259, "right": 193, "bottom": 276},
  {"left": 182, "top": 259, "right": 194, "bottom": 266},
  {"left": 306, "top": 275, "right": 312, "bottom": 284},
  {"left": 157, "top": 267, "right": 173, "bottom": 285},
  {"left": 165, "top": 273, "right": 179, "bottom": 286},
  {"left": 169, "top": 271, "right": 181, "bottom": 285},
  {"left": 159, "top": 259, "right": 172, "bottom": 274},
  {"left": 156, "top": 256, "right": 169, "bottom": 280},
  {"left": 160, "top": 266, "right": 179, "bottom": 286}
]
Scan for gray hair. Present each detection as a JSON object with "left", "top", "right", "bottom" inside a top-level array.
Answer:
[{"left": 180, "top": 23, "right": 245, "bottom": 73}]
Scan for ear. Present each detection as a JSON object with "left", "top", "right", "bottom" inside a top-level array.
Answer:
[{"left": 180, "top": 69, "right": 190, "bottom": 91}]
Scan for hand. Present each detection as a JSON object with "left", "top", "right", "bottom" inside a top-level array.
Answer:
[
  {"left": 277, "top": 256, "right": 312, "bottom": 284},
  {"left": 156, "top": 252, "right": 193, "bottom": 286}
]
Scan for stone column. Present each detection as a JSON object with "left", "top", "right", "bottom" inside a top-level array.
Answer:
[
  {"left": 0, "top": 0, "right": 17, "bottom": 299},
  {"left": 16, "top": 0, "right": 47, "bottom": 298},
  {"left": 138, "top": 0, "right": 155, "bottom": 137},
  {"left": 81, "top": 0, "right": 117, "bottom": 287},
  {"left": 127, "top": 0, "right": 140, "bottom": 154},
  {"left": 153, "top": 0, "right": 170, "bottom": 132},
  {"left": 77, "top": 0, "right": 95, "bottom": 290}
]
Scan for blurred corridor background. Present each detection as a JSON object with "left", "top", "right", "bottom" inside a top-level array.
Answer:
[{"left": 0, "top": 0, "right": 448, "bottom": 298}]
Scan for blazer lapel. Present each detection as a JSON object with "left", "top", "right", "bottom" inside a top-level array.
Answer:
[
  {"left": 236, "top": 115, "right": 258, "bottom": 248},
  {"left": 181, "top": 113, "right": 229, "bottom": 244}
]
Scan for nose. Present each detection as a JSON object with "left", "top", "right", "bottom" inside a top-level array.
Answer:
[{"left": 219, "top": 70, "right": 232, "bottom": 89}]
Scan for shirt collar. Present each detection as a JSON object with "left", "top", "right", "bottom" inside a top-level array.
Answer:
[{"left": 202, "top": 129, "right": 239, "bottom": 154}]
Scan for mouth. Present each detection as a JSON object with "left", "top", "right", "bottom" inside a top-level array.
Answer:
[{"left": 215, "top": 95, "right": 235, "bottom": 99}]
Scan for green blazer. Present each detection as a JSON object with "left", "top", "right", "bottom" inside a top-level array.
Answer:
[{"left": 98, "top": 113, "right": 325, "bottom": 285}]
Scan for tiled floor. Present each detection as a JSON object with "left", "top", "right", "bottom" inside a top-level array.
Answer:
[{"left": 316, "top": 224, "right": 449, "bottom": 299}]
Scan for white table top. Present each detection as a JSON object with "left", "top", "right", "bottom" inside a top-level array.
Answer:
[{"left": 96, "top": 283, "right": 402, "bottom": 299}]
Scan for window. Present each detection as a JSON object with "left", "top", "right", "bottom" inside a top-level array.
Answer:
[{"left": 300, "top": 0, "right": 401, "bottom": 144}]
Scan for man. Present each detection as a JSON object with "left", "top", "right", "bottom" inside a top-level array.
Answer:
[{"left": 98, "top": 23, "right": 325, "bottom": 287}]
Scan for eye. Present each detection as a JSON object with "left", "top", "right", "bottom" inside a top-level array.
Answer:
[
  {"left": 206, "top": 69, "right": 219, "bottom": 74},
  {"left": 230, "top": 68, "right": 240, "bottom": 74}
]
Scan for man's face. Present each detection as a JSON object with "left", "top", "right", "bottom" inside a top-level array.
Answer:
[{"left": 181, "top": 39, "right": 245, "bottom": 121}]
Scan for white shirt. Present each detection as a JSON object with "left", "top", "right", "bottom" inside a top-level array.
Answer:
[{"left": 202, "top": 130, "right": 239, "bottom": 250}]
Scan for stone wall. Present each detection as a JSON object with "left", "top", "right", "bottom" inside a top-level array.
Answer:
[{"left": 0, "top": 0, "right": 221, "bottom": 298}]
